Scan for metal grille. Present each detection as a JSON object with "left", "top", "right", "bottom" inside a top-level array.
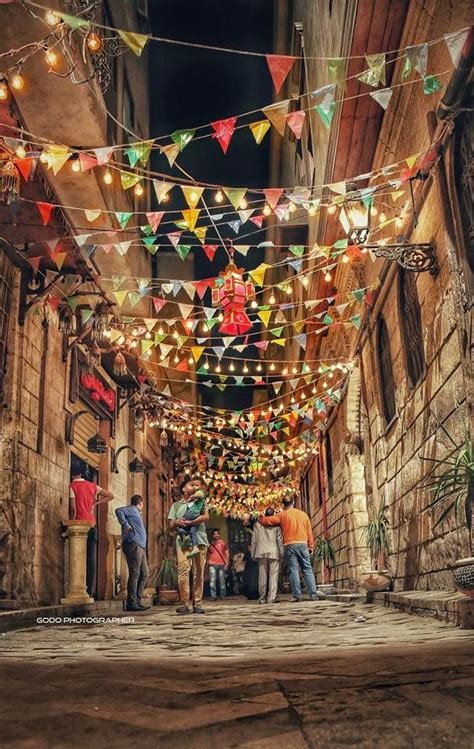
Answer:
[
  {"left": 0, "top": 253, "right": 14, "bottom": 404},
  {"left": 377, "top": 316, "right": 396, "bottom": 424},
  {"left": 399, "top": 269, "right": 425, "bottom": 387}
]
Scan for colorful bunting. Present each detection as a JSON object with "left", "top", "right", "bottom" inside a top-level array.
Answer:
[
  {"left": 262, "top": 100, "right": 290, "bottom": 136},
  {"left": 171, "top": 129, "right": 195, "bottom": 152},
  {"left": 181, "top": 185, "right": 204, "bottom": 209},
  {"left": 223, "top": 187, "right": 247, "bottom": 211},
  {"left": 357, "top": 53, "right": 386, "bottom": 87},
  {"left": 153, "top": 180, "right": 174, "bottom": 203},
  {"left": 211, "top": 117, "right": 237, "bottom": 154},
  {"left": 266, "top": 54, "right": 296, "bottom": 93},
  {"left": 118, "top": 30, "right": 149, "bottom": 57},
  {"left": 116, "top": 212, "right": 133, "bottom": 229},
  {"left": 161, "top": 143, "right": 180, "bottom": 167},
  {"left": 286, "top": 110, "right": 305, "bottom": 139},
  {"left": 423, "top": 75, "right": 442, "bottom": 94},
  {"left": 370, "top": 87, "right": 393, "bottom": 110},
  {"left": 249, "top": 120, "right": 271, "bottom": 144},
  {"left": 264, "top": 188, "right": 283, "bottom": 210},
  {"left": 36, "top": 202, "right": 53, "bottom": 226},
  {"left": 146, "top": 211, "right": 164, "bottom": 233}
]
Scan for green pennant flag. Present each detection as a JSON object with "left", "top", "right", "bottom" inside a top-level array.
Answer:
[
  {"left": 80, "top": 308, "right": 93, "bottom": 325},
  {"left": 270, "top": 327, "right": 284, "bottom": 337},
  {"left": 423, "top": 75, "right": 442, "bottom": 95},
  {"left": 116, "top": 212, "right": 133, "bottom": 229},
  {"left": 323, "top": 313, "right": 333, "bottom": 325},
  {"left": 350, "top": 314, "right": 362, "bottom": 329},
  {"left": 154, "top": 334, "right": 166, "bottom": 345},
  {"left": 58, "top": 12, "right": 91, "bottom": 30},
  {"left": 315, "top": 97, "right": 336, "bottom": 129},
  {"left": 333, "top": 238, "right": 348, "bottom": 251},
  {"left": 289, "top": 245, "right": 305, "bottom": 257},
  {"left": 143, "top": 237, "right": 158, "bottom": 254},
  {"left": 125, "top": 146, "right": 140, "bottom": 168},
  {"left": 120, "top": 171, "right": 141, "bottom": 190},
  {"left": 351, "top": 288, "right": 365, "bottom": 302},
  {"left": 128, "top": 292, "right": 141, "bottom": 307},
  {"left": 67, "top": 296, "right": 80, "bottom": 312},
  {"left": 118, "top": 30, "right": 149, "bottom": 57},
  {"left": 327, "top": 58, "right": 346, "bottom": 87},
  {"left": 135, "top": 139, "right": 154, "bottom": 165},
  {"left": 141, "top": 340, "right": 154, "bottom": 354},
  {"left": 175, "top": 244, "right": 192, "bottom": 261},
  {"left": 171, "top": 129, "right": 195, "bottom": 152},
  {"left": 141, "top": 224, "right": 154, "bottom": 236},
  {"left": 223, "top": 188, "right": 247, "bottom": 211},
  {"left": 197, "top": 365, "right": 208, "bottom": 375}
]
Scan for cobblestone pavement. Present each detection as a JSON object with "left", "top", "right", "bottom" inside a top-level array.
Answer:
[{"left": 1, "top": 598, "right": 474, "bottom": 748}]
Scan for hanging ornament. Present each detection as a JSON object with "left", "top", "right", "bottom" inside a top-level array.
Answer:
[
  {"left": 58, "top": 305, "right": 77, "bottom": 337},
  {"left": 85, "top": 342, "right": 102, "bottom": 372},
  {"left": 113, "top": 350, "right": 127, "bottom": 377},
  {"left": 160, "top": 429, "right": 169, "bottom": 447},
  {"left": 91, "top": 301, "right": 110, "bottom": 343},
  {"left": 134, "top": 406, "right": 145, "bottom": 431},
  {"left": 1, "top": 159, "right": 20, "bottom": 205},
  {"left": 211, "top": 251, "right": 255, "bottom": 336}
]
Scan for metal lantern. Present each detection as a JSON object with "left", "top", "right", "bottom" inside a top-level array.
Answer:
[
  {"left": 211, "top": 261, "right": 255, "bottom": 336},
  {"left": 128, "top": 456, "right": 146, "bottom": 474},
  {"left": 346, "top": 201, "right": 371, "bottom": 245},
  {"left": 87, "top": 432, "right": 108, "bottom": 454},
  {"left": 58, "top": 305, "right": 77, "bottom": 337},
  {"left": 113, "top": 350, "right": 127, "bottom": 377},
  {"left": 1, "top": 160, "right": 20, "bottom": 205},
  {"left": 92, "top": 301, "right": 110, "bottom": 343}
]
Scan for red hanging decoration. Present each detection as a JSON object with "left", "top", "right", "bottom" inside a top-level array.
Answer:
[{"left": 211, "top": 254, "right": 255, "bottom": 336}]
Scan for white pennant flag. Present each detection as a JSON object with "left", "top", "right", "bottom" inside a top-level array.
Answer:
[
  {"left": 370, "top": 87, "right": 393, "bottom": 110},
  {"left": 444, "top": 30, "right": 469, "bottom": 67}
]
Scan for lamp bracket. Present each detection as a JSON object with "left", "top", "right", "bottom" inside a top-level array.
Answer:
[
  {"left": 364, "top": 242, "right": 437, "bottom": 274},
  {"left": 111, "top": 444, "right": 136, "bottom": 474}
]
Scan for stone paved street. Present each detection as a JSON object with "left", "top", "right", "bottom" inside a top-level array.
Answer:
[{"left": 1, "top": 598, "right": 474, "bottom": 748}]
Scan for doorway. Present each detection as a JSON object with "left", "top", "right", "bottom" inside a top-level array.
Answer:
[{"left": 70, "top": 453, "right": 100, "bottom": 598}]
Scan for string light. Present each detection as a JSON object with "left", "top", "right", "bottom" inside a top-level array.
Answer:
[
  {"left": 288, "top": 202, "right": 297, "bottom": 213},
  {"left": 324, "top": 271, "right": 332, "bottom": 282},
  {"left": 134, "top": 183, "right": 144, "bottom": 197},
  {"left": 45, "top": 10, "right": 60, "bottom": 25},
  {"left": 86, "top": 32, "right": 103, "bottom": 53},
  {"left": 189, "top": 189, "right": 198, "bottom": 203},
  {"left": 10, "top": 73, "right": 24, "bottom": 91},
  {"left": 370, "top": 206, "right": 378, "bottom": 217},
  {"left": 292, "top": 366, "right": 298, "bottom": 374},
  {"left": 157, "top": 325, "right": 164, "bottom": 335},
  {"left": 308, "top": 205, "right": 318, "bottom": 217},
  {"left": 215, "top": 190, "right": 224, "bottom": 203},
  {"left": 15, "top": 144, "right": 26, "bottom": 159},
  {"left": 269, "top": 292, "right": 276, "bottom": 305},
  {"left": 160, "top": 192, "right": 169, "bottom": 203},
  {"left": 239, "top": 198, "right": 248, "bottom": 210},
  {"left": 256, "top": 364, "right": 262, "bottom": 372},
  {"left": 0, "top": 82, "right": 8, "bottom": 101},
  {"left": 302, "top": 277, "right": 309, "bottom": 288},
  {"left": 103, "top": 169, "right": 113, "bottom": 185},
  {"left": 379, "top": 211, "right": 387, "bottom": 222},
  {"left": 45, "top": 49, "right": 58, "bottom": 67},
  {"left": 229, "top": 361, "right": 235, "bottom": 372},
  {"left": 285, "top": 284, "right": 292, "bottom": 295},
  {"left": 188, "top": 355, "right": 193, "bottom": 364},
  {"left": 215, "top": 364, "right": 222, "bottom": 373},
  {"left": 243, "top": 363, "right": 249, "bottom": 374},
  {"left": 263, "top": 204, "right": 271, "bottom": 216},
  {"left": 71, "top": 159, "right": 81, "bottom": 173},
  {"left": 251, "top": 300, "right": 258, "bottom": 309},
  {"left": 395, "top": 216, "right": 403, "bottom": 229},
  {"left": 327, "top": 204, "right": 337, "bottom": 215},
  {"left": 342, "top": 254, "right": 350, "bottom": 264},
  {"left": 204, "top": 359, "right": 210, "bottom": 370},
  {"left": 270, "top": 362, "right": 275, "bottom": 371}
]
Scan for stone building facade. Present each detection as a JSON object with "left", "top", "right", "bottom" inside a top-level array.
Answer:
[
  {"left": 269, "top": 0, "right": 472, "bottom": 591},
  {"left": 0, "top": 1, "right": 181, "bottom": 606}
]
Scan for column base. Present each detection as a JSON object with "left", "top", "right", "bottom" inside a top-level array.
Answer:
[{"left": 60, "top": 594, "right": 94, "bottom": 605}]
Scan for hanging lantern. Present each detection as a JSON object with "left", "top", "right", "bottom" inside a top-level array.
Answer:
[
  {"left": 1, "top": 160, "right": 20, "bottom": 205},
  {"left": 58, "top": 305, "right": 77, "bottom": 337},
  {"left": 87, "top": 432, "right": 108, "bottom": 454},
  {"left": 160, "top": 429, "right": 169, "bottom": 447},
  {"left": 211, "top": 255, "right": 255, "bottom": 336},
  {"left": 134, "top": 406, "right": 145, "bottom": 431},
  {"left": 86, "top": 342, "right": 102, "bottom": 372},
  {"left": 113, "top": 350, "right": 127, "bottom": 377},
  {"left": 92, "top": 301, "right": 110, "bottom": 343}
]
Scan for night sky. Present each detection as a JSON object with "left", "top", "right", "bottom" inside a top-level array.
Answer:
[{"left": 148, "top": 1, "right": 274, "bottom": 411}]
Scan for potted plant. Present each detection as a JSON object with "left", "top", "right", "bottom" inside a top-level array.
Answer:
[
  {"left": 360, "top": 497, "right": 391, "bottom": 593},
  {"left": 147, "top": 558, "right": 179, "bottom": 605},
  {"left": 422, "top": 424, "right": 474, "bottom": 598},
  {"left": 315, "top": 536, "right": 337, "bottom": 595}
]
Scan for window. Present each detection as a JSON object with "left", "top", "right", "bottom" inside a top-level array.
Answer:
[
  {"left": 399, "top": 269, "right": 425, "bottom": 387},
  {"left": 377, "top": 315, "right": 396, "bottom": 425},
  {"left": 325, "top": 433, "right": 334, "bottom": 496}
]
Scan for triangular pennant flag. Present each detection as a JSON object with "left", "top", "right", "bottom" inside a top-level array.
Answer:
[
  {"left": 14, "top": 157, "right": 34, "bottom": 182},
  {"left": 124, "top": 145, "right": 140, "bottom": 168},
  {"left": 152, "top": 297, "right": 166, "bottom": 313},
  {"left": 288, "top": 245, "right": 305, "bottom": 257},
  {"left": 55, "top": 252, "right": 67, "bottom": 270},
  {"left": 193, "top": 280, "right": 210, "bottom": 299},
  {"left": 370, "top": 87, "right": 393, "bottom": 110},
  {"left": 115, "top": 240, "right": 132, "bottom": 256},
  {"left": 28, "top": 256, "right": 41, "bottom": 275},
  {"left": 181, "top": 209, "right": 200, "bottom": 231},
  {"left": 262, "top": 100, "right": 291, "bottom": 136},
  {"left": 223, "top": 187, "right": 247, "bottom": 211},
  {"left": 79, "top": 153, "right": 97, "bottom": 171},
  {"left": 141, "top": 340, "right": 154, "bottom": 355},
  {"left": 191, "top": 346, "right": 204, "bottom": 362},
  {"left": 146, "top": 211, "right": 164, "bottom": 233},
  {"left": 175, "top": 244, "right": 192, "bottom": 261},
  {"left": 249, "top": 120, "right": 271, "bottom": 144},
  {"left": 444, "top": 30, "right": 470, "bottom": 67},
  {"left": 257, "top": 309, "right": 272, "bottom": 327},
  {"left": 327, "top": 58, "right": 346, "bottom": 87},
  {"left": 43, "top": 144, "right": 71, "bottom": 175},
  {"left": 58, "top": 12, "right": 90, "bottom": 29},
  {"left": 423, "top": 75, "right": 442, "bottom": 95},
  {"left": 228, "top": 220, "right": 241, "bottom": 234},
  {"left": 94, "top": 146, "right": 114, "bottom": 165},
  {"left": 237, "top": 209, "right": 254, "bottom": 224},
  {"left": 135, "top": 139, "right": 154, "bottom": 166},
  {"left": 37, "top": 202, "right": 53, "bottom": 226},
  {"left": 167, "top": 231, "right": 182, "bottom": 248},
  {"left": 171, "top": 129, "right": 195, "bottom": 152},
  {"left": 153, "top": 180, "right": 174, "bottom": 203},
  {"left": 178, "top": 302, "right": 193, "bottom": 319},
  {"left": 211, "top": 117, "right": 237, "bottom": 154},
  {"left": 314, "top": 86, "right": 336, "bottom": 129},
  {"left": 203, "top": 244, "right": 218, "bottom": 262},
  {"left": 116, "top": 211, "right": 132, "bottom": 229},
  {"left": 194, "top": 226, "right": 207, "bottom": 244},
  {"left": 114, "top": 290, "right": 128, "bottom": 307},
  {"left": 266, "top": 54, "right": 296, "bottom": 93},
  {"left": 234, "top": 245, "right": 251, "bottom": 257},
  {"left": 249, "top": 263, "right": 271, "bottom": 287},
  {"left": 161, "top": 143, "right": 180, "bottom": 167},
  {"left": 118, "top": 30, "right": 149, "bottom": 56},
  {"left": 120, "top": 171, "right": 141, "bottom": 190},
  {"left": 264, "top": 188, "right": 283, "bottom": 210},
  {"left": 181, "top": 185, "right": 204, "bottom": 209},
  {"left": 357, "top": 53, "right": 386, "bottom": 87},
  {"left": 274, "top": 204, "right": 290, "bottom": 222},
  {"left": 250, "top": 215, "right": 264, "bottom": 228},
  {"left": 286, "top": 110, "right": 305, "bottom": 139}
]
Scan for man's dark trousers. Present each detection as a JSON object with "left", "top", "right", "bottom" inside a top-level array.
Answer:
[
  {"left": 86, "top": 526, "right": 98, "bottom": 598},
  {"left": 122, "top": 540, "right": 149, "bottom": 607}
]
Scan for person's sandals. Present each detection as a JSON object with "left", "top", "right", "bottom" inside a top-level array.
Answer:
[{"left": 176, "top": 605, "right": 192, "bottom": 615}]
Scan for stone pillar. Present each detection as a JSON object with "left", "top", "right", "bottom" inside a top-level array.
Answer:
[
  {"left": 61, "top": 520, "right": 94, "bottom": 605},
  {"left": 344, "top": 451, "right": 371, "bottom": 585}
]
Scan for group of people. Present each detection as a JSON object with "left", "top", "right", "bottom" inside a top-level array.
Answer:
[{"left": 69, "top": 466, "right": 324, "bottom": 616}]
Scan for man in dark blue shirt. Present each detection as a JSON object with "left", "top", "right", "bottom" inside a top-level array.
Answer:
[{"left": 116, "top": 495, "right": 150, "bottom": 612}]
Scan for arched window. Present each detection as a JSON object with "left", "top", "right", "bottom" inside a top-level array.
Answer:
[
  {"left": 377, "top": 315, "right": 396, "bottom": 425},
  {"left": 399, "top": 269, "right": 425, "bottom": 387},
  {"left": 325, "top": 432, "right": 334, "bottom": 496}
]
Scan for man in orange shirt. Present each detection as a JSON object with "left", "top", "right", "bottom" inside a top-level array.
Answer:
[{"left": 259, "top": 494, "right": 324, "bottom": 602}]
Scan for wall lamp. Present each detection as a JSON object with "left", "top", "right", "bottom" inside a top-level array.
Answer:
[
  {"left": 111, "top": 445, "right": 146, "bottom": 474},
  {"left": 65, "top": 410, "right": 108, "bottom": 455}
]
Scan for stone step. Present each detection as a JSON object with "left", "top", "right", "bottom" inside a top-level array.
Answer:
[
  {"left": 371, "top": 590, "right": 474, "bottom": 629},
  {"left": 0, "top": 600, "right": 125, "bottom": 633}
]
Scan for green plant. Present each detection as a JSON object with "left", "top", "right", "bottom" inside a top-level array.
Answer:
[
  {"left": 366, "top": 498, "right": 390, "bottom": 569},
  {"left": 422, "top": 424, "right": 474, "bottom": 554},
  {"left": 147, "top": 558, "right": 178, "bottom": 590},
  {"left": 315, "top": 537, "right": 335, "bottom": 567}
]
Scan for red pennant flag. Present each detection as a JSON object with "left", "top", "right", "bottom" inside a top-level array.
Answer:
[
  {"left": 193, "top": 280, "right": 210, "bottom": 299},
  {"left": 266, "top": 54, "right": 296, "bottom": 93},
  {"left": 146, "top": 211, "right": 164, "bottom": 233},
  {"left": 211, "top": 117, "right": 237, "bottom": 154},
  {"left": 14, "top": 157, "right": 34, "bottom": 182},
  {"left": 250, "top": 215, "right": 264, "bottom": 228},
  {"left": 152, "top": 297, "right": 167, "bottom": 313},
  {"left": 45, "top": 238, "right": 59, "bottom": 261},
  {"left": 28, "top": 256, "right": 42, "bottom": 275},
  {"left": 79, "top": 153, "right": 98, "bottom": 171},
  {"left": 203, "top": 244, "right": 218, "bottom": 262},
  {"left": 47, "top": 295, "right": 61, "bottom": 312},
  {"left": 175, "top": 358, "right": 188, "bottom": 372},
  {"left": 37, "top": 201, "right": 54, "bottom": 226},
  {"left": 286, "top": 110, "right": 306, "bottom": 139},
  {"left": 264, "top": 188, "right": 283, "bottom": 210}
]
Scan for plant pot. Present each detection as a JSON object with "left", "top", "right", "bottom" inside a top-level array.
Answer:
[
  {"left": 453, "top": 557, "right": 474, "bottom": 599},
  {"left": 158, "top": 585, "right": 179, "bottom": 605},
  {"left": 360, "top": 570, "right": 391, "bottom": 593}
]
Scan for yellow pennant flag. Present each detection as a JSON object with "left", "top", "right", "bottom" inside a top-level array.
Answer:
[
  {"left": 405, "top": 154, "right": 418, "bottom": 170},
  {"left": 293, "top": 320, "right": 305, "bottom": 333},
  {"left": 114, "top": 291, "right": 128, "bottom": 307},
  {"left": 161, "top": 143, "right": 180, "bottom": 167},
  {"left": 262, "top": 100, "right": 290, "bottom": 137},
  {"left": 249, "top": 120, "right": 271, "bottom": 144},
  {"left": 182, "top": 209, "right": 200, "bottom": 231},
  {"left": 118, "top": 30, "right": 149, "bottom": 57},
  {"left": 391, "top": 190, "right": 405, "bottom": 201},
  {"left": 194, "top": 226, "right": 207, "bottom": 244},
  {"left": 55, "top": 252, "right": 67, "bottom": 270},
  {"left": 249, "top": 262, "right": 271, "bottom": 287},
  {"left": 273, "top": 338, "right": 286, "bottom": 347},
  {"left": 84, "top": 209, "right": 101, "bottom": 222},
  {"left": 44, "top": 144, "right": 71, "bottom": 175},
  {"left": 257, "top": 309, "right": 272, "bottom": 327},
  {"left": 181, "top": 185, "right": 204, "bottom": 209},
  {"left": 120, "top": 171, "right": 141, "bottom": 190},
  {"left": 191, "top": 346, "right": 204, "bottom": 362}
]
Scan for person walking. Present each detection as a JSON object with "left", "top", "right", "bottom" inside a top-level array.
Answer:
[
  {"left": 259, "top": 494, "right": 325, "bottom": 602},
  {"left": 69, "top": 462, "right": 114, "bottom": 598},
  {"left": 207, "top": 530, "right": 229, "bottom": 600},
  {"left": 250, "top": 508, "right": 283, "bottom": 603},
  {"left": 115, "top": 495, "right": 150, "bottom": 612},
  {"left": 168, "top": 478, "right": 209, "bottom": 615}
]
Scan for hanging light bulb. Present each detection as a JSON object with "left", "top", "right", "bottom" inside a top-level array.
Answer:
[
  {"left": 239, "top": 198, "right": 248, "bottom": 210},
  {"left": 204, "top": 359, "right": 209, "bottom": 370},
  {"left": 86, "top": 31, "right": 103, "bottom": 53},
  {"left": 160, "top": 192, "right": 169, "bottom": 203},
  {"left": 324, "top": 271, "right": 332, "bottom": 282},
  {"left": 263, "top": 204, "right": 272, "bottom": 216},
  {"left": 379, "top": 211, "right": 387, "bottom": 222},
  {"left": 215, "top": 190, "right": 224, "bottom": 203},
  {"left": 251, "top": 299, "right": 258, "bottom": 309},
  {"left": 215, "top": 364, "right": 222, "bottom": 373},
  {"left": 291, "top": 395, "right": 296, "bottom": 404},
  {"left": 134, "top": 182, "right": 144, "bottom": 197},
  {"left": 0, "top": 82, "right": 8, "bottom": 101},
  {"left": 15, "top": 143, "right": 26, "bottom": 159},
  {"left": 292, "top": 366, "right": 298, "bottom": 374},
  {"left": 288, "top": 202, "right": 297, "bottom": 213},
  {"left": 269, "top": 292, "right": 276, "bottom": 305},
  {"left": 174, "top": 354, "right": 179, "bottom": 363},
  {"left": 45, "top": 48, "right": 58, "bottom": 66},
  {"left": 145, "top": 331, "right": 152, "bottom": 340},
  {"left": 308, "top": 205, "right": 317, "bottom": 217},
  {"left": 71, "top": 159, "right": 81, "bottom": 173},
  {"left": 370, "top": 206, "right": 378, "bottom": 217},
  {"left": 256, "top": 363, "right": 262, "bottom": 372},
  {"left": 285, "top": 284, "right": 292, "bottom": 295},
  {"left": 327, "top": 204, "right": 337, "bottom": 215},
  {"left": 270, "top": 362, "right": 275, "bottom": 371},
  {"left": 312, "top": 385, "right": 317, "bottom": 394},
  {"left": 201, "top": 321, "right": 207, "bottom": 332},
  {"left": 218, "top": 313, "right": 224, "bottom": 322},
  {"left": 157, "top": 324, "right": 164, "bottom": 335},
  {"left": 243, "top": 362, "right": 249, "bottom": 374},
  {"left": 395, "top": 216, "right": 403, "bottom": 229},
  {"left": 103, "top": 169, "right": 113, "bottom": 185},
  {"left": 342, "top": 254, "right": 350, "bottom": 264},
  {"left": 188, "top": 355, "right": 193, "bottom": 364},
  {"left": 282, "top": 366, "right": 288, "bottom": 376},
  {"left": 172, "top": 329, "right": 179, "bottom": 339},
  {"left": 45, "top": 9, "right": 60, "bottom": 25},
  {"left": 189, "top": 189, "right": 198, "bottom": 203},
  {"left": 229, "top": 361, "right": 235, "bottom": 372},
  {"left": 10, "top": 73, "right": 24, "bottom": 91},
  {"left": 302, "top": 277, "right": 309, "bottom": 288}
]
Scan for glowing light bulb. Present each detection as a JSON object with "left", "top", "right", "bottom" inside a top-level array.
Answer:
[
  {"left": 86, "top": 32, "right": 102, "bottom": 53},
  {"left": 134, "top": 183, "right": 144, "bottom": 197},
  {"left": 158, "top": 325, "right": 164, "bottom": 335},
  {"left": 190, "top": 190, "right": 198, "bottom": 203},
  {"left": 257, "top": 364, "right": 262, "bottom": 372},
  {"left": 160, "top": 192, "right": 169, "bottom": 203},
  {"left": 251, "top": 300, "right": 258, "bottom": 309},
  {"left": 342, "top": 254, "right": 350, "bottom": 264},
  {"left": 269, "top": 293, "right": 276, "bottom": 305},
  {"left": 0, "top": 82, "right": 8, "bottom": 101},
  {"left": 229, "top": 361, "right": 235, "bottom": 372},
  {"left": 174, "top": 354, "right": 179, "bottom": 363},
  {"left": 186, "top": 320, "right": 193, "bottom": 330},
  {"left": 288, "top": 202, "right": 297, "bottom": 213},
  {"left": 270, "top": 362, "right": 275, "bottom": 371},
  {"left": 327, "top": 204, "right": 337, "bottom": 215},
  {"left": 201, "top": 322, "right": 207, "bottom": 332},
  {"left": 263, "top": 204, "right": 271, "bottom": 216},
  {"left": 204, "top": 360, "right": 209, "bottom": 370},
  {"left": 291, "top": 395, "right": 296, "bottom": 404},
  {"left": 243, "top": 363, "right": 249, "bottom": 374},
  {"left": 324, "top": 272, "right": 332, "bottom": 282},
  {"left": 45, "top": 10, "right": 60, "bottom": 25},
  {"left": 15, "top": 144, "right": 26, "bottom": 159},
  {"left": 370, "top": 206, "right": 378, "bottom": 217},
  {"left": 218, "top": 313, "right": 224, "bottom": 322},
  {"left": 215, "top": 190, "right": 224, "bottom": 203},
  {"left": 380, "top": 212, "right": 387, "bottom": 223},
  {"left": 292, "top": 366, "right": 298, "bottom": 374},
  {"left": 395, "top": 216, "right": 403, "bottom": 229},
  {"left": 215, "top": 364, "right": 222, "bottom": 373},
  {"left": 11, "top": 73, "right": 24, "bottom": 91},
  {"left": 172, "top": 330, "right": 179, "bottom": 339},
  {"left": 302, "top": 277, "right": 309, "bottom": 288},
  {"left": 188, "top": 355, "right": 193, "bottom": 364},
  {"left": 103, "top": 169, "right": 113, "bottom": 185},
  {"left": 282, "top": 367, "right": 288, "bottom": 376},
  {"left": 145, "top": 331, "right": 152, "bottom": 340},
  {"left": 285, "top": 285, "right": 292, "bottom": 295},
  {"left": 45, "top": 49, "right": 58, "bottom": 66},
  {"left": 239, "top": 198, "right": 248, "bottom": 210},
  {"left": 71, "top": 159, "right": 81, "bottom": 173},
  {"left": 312, "top": 386, "right": 317, "bottom": 394},
  {"left": 308, "top": 206, "right": 317, "bottom": 217}
]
